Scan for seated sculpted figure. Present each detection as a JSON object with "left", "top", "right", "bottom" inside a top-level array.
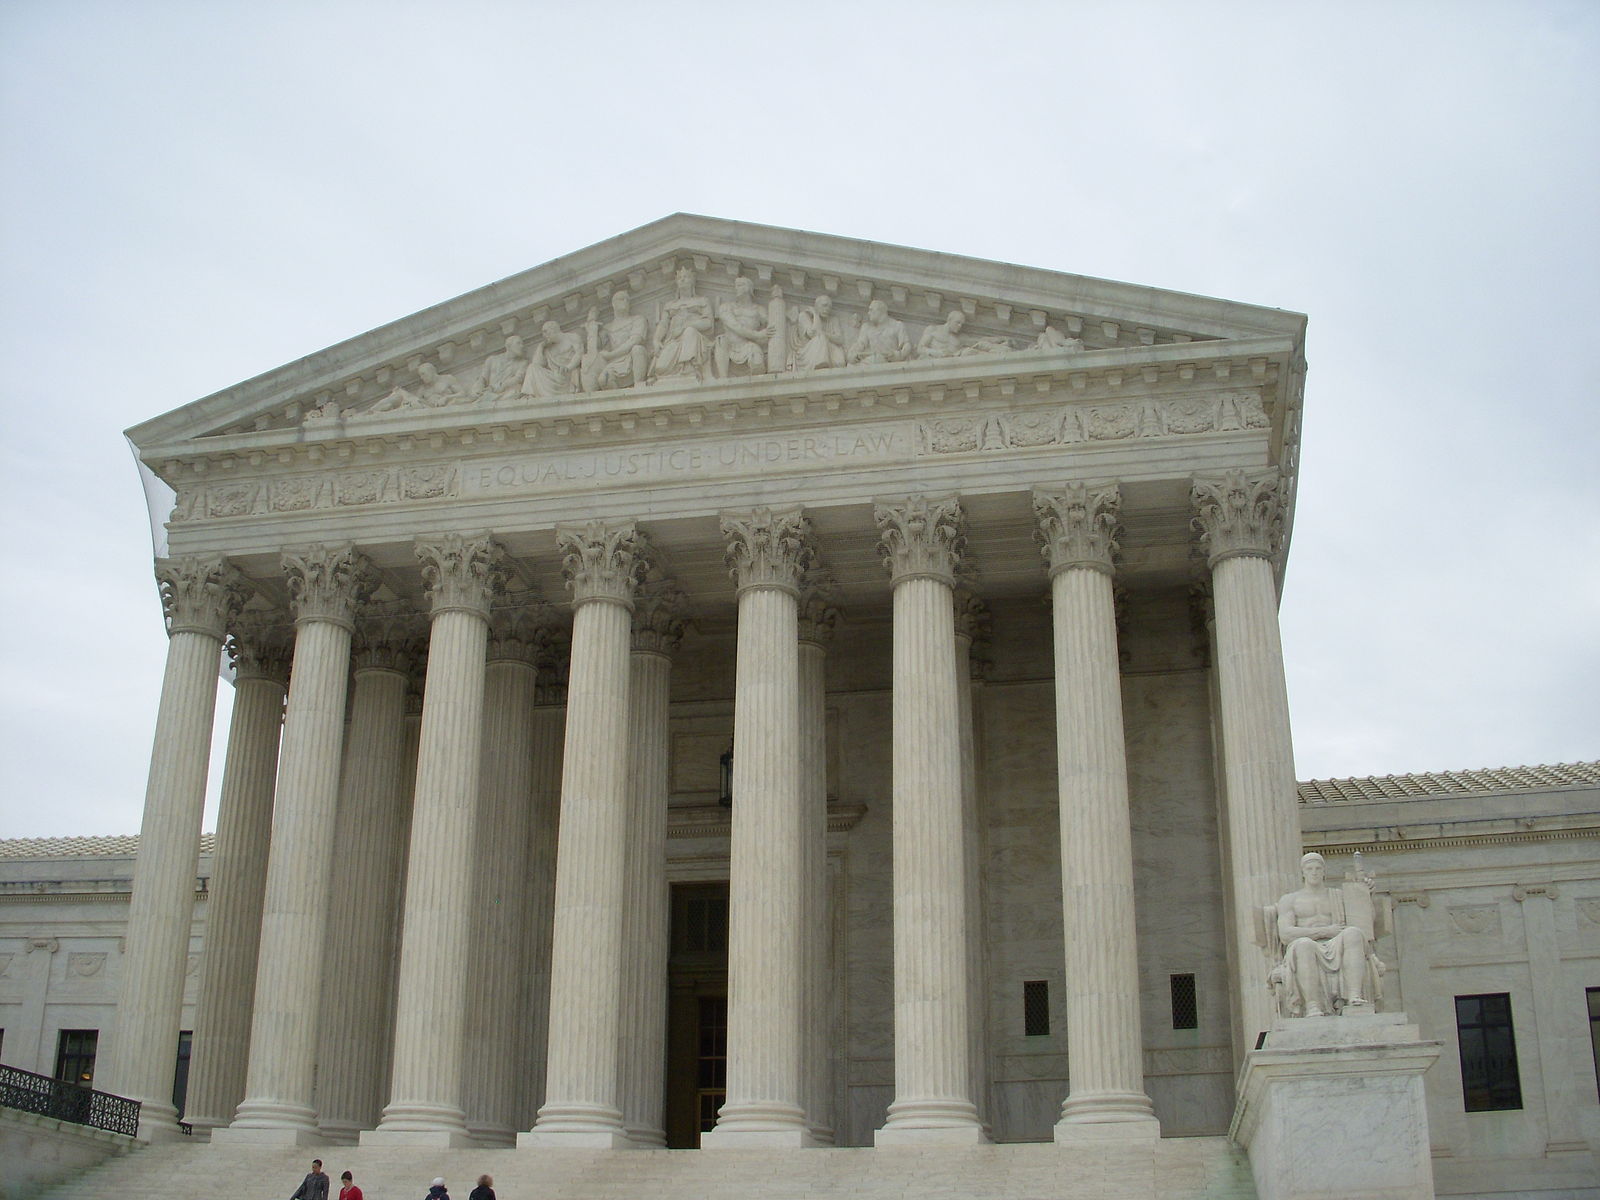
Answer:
[
  {"left": 917, "top": 310, "right": 968, "bottom": 358},
  {"left": 848, "top": 299, "right": 911, "bottom": 365},
  {"left": 1270, "top": 852, "right": 1384, "bottom": 1018},
  {"left": 474, "top": 334, "right": 532, "bottom": 401},
  {"left": 581, "top": 292, "right": 651, "bottom": 392},
  {"left": 368, "top": 361, "right": 466, "bottom": 413},
  {"left": 791, "top": 293, "right": 848, "bottom": 370},
  {"left": 715, "top": 276, "right": 774, "bottom": 378},
  {"left": 651, "top": 266, "right": 714, "bottom": 383},
  {"left": 523, "top": 320, "right": 584, "bottom": 398}
]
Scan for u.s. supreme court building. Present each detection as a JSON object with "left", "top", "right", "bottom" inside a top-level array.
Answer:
[{"left": 7, "top": 216, "right": 1598, "bottom": 1200}]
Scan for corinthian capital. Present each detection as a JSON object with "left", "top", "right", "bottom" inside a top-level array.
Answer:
[
  {"left": 557, "top": 520, "right": 648, "bottom": 607},
  {"left": 282, "top": 544, "right": 376, "bottom": 630},
  {"left": 721, "top": 506, "right": 814, "bottom": 594},
  {"left": 353, "top": 602, "right": 424, "bottom": 673},
  {"left": 797, "top": 570, "right": 841, "bottom": 647},
  {"left": 157, "top": 556, "right": 250, "bottom": 639},
  {"left": 416, "top": 532, "right": 508, "bottom": 619},
  {"left": 488, "top": 591, "right": 559, "bottom": 665},
  {"left": 1034, "top": 482, "right": 1121, "bottom": 576},
  {"left": 228, "top": 610, "right": 293, "bottom": 683},
  {"left": 632, "top": 582, "right": 688, "bottom": 655},
  {"left": 875, "top": 495, "right": 966, "bottom": 585},
  {"left": 1191, "top": 469, "right": 1284, "bottom": 566}
]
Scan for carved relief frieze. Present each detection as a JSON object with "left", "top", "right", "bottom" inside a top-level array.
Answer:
[
  {"left": 1576, "top": 897, "right": 1600, "bottom": 928},
  {"left": 1447, "top": 904, "right": 1502, "bottom": 937},
  {"left": 67, "top": 952, "right": 106, "bottom": 978}
]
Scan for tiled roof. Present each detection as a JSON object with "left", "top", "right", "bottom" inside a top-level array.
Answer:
[
  {"left": 0, "top": 834, "right": 216, "bottom": 860},
  {"left": 1298, "top": 761, "right": 1600, "bottom": 805}
]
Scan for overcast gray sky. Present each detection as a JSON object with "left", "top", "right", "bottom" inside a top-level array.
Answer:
[{"left": 1, "top": 1, "right": 1596, "bottom": 840}]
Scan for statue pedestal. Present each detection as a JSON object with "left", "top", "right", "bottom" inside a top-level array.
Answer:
[{"left": 1229, "top": 1013, "right": 1441, "bottom": 1200}]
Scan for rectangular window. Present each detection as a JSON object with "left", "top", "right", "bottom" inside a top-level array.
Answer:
[
  {"left": 1588, "top": 988, "right": 1600, "bottom": 1103},
  {"left": 1170, "top": 973, "right": 1198, "bottom": 1030},
  {"left": 1455, "top": 993, "right": 1523, "bottom": 1111},
  {"left": 54, "top": 1029, "right": 98, "bottom": 1086},
  {"left": 1024, "top": 980, "right": 1050, "bottom": 1036},
  {"left": 696, "top": 995, "right": 727, "bottom": 1134},
  {"left": 672, "top": 882, "right": 730, "bottom": 957}
]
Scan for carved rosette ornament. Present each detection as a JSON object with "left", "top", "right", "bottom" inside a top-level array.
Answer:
[
  {"left": 874, "top": 495, "right": 966, "bottom": 585},
  {"left": 227, "top": 610, "right": 293, "bottom": 684},
  {"left": 157, "top": 556, "right": 251, "bottom": 639},
  {"left": 796, "top": 570, "right": 841, "bottom": 648},
  {"left": 353, "top": 603, "right": 425, "bottom": 673},
  {"left": 488, "top": 592, "right": 558, "bottom": 665},
  {"left": 557, "top": 520, "right": 649, "bottom": 608},
  {"left": 415, "top": 532, "right": 508, "bottom": 619},
  {"left": 1034, "top": 483, "right": 1121, "bottom": 577},
  {"left": 1190, "top": 469, "right": 1284, "bottom": 566},
  {"left": 721, "top": 506, "right": 814, "bottom": 595},
  {"left": 282, "top": 544, "right": 376, "bottom": 630},
  {"left": 631, "top": 582, "right": 688, "bottom": 656}
]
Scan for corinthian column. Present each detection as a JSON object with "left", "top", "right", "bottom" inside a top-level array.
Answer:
[
  {"left": 619, "top": 583, "right": 684, "bottom": 1147},
  {"left": 220, "top": 545, "right": 374, "bottom": 1145},
  {"left": 523, "top": 521, "right": 646, "bottom": 1148},
  {"left": 464, "top": 596, "right": 552, "bottom": 1146},
  {"left": 702, "top": 507, "right": 815, "bottom": 1149},
  {"left": 367, "top": 533, "right": 507, "bottom": 1147},
  {"left": 873, "top": 496, "right": 987, "bottom": 1145},
  {"left": 317, "top": 607, "right": 420, "bottom": 1142},
  {"left": 1035, "top": 483, "right": 1158, "bottom": 1139},
  {"left": 186, "top": 612, "right": 291, "bottom": 1137},
  {"left": 798, "top": 575, "right": 840, "bottom": 1146},
  {"left": 106, "top": 557, "right": 248, "bottom": 1140},
  {"left": 1192, "top": 469, "right": 1300, "bottom": 1051}
]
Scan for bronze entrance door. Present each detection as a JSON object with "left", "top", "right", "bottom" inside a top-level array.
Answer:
[{"left": 664, "top": 880, "right": 729, "bottom": 1148}]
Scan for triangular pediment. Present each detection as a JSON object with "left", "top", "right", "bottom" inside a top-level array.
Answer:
[{"left": 127, "top": 214, "right": 1305, "bottom": 461}]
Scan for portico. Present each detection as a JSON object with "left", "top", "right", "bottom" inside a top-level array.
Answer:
[{"left": 112, "top": 216, "right": 1309, "bottom": 1152}]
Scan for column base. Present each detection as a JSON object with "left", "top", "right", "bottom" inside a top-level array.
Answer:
[
  {"left": 875, "top": 1123, "right": 990, "bottom": 1146},
  {"left": 360, "top": 1127, "right": 476, "bottom": 1148},
  {"left": 518, "top": 1128, "right": 635, "bottom": 1149},
  {"left": 624, "top": 1124, "right": 667, "bottom": 1148},
  {"left": 212, "top": 1125, "right": 326, "bottom": 1147},
  {"left": 316, "top": 1120, "right": 363, "bottom": 1145},
  {"left": 1054, "top": 1115, "right": 1160, "bottom": 1143},
  {"left": 1056, "top": 1090, "right": 1160, "bottom": 1141},
  {"left": 129, "top": 1100, "right": 183, "bottom": 1143},
  {"left": 701, "top": 1126, "right": 818, "bottom": 1149},
  {"left": 1230, "top": 1012, "right": 1441, "bottom": 1200}
]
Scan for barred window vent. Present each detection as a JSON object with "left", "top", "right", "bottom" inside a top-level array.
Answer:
[
  {"left": 1170, "top": 973, "right": 1198, "bottom": 1030},
  {"left": 1023, "top": 980, "right": 1050, "bottom": 1036}
]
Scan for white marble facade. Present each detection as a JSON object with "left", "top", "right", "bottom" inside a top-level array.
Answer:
[{"left": 17, "top": 217, "right": 1590, "bottom": 1193}]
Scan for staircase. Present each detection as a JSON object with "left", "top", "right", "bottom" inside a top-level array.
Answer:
[{"left": 36, "top": 1137, "right": 1257, "bottom": 1200}]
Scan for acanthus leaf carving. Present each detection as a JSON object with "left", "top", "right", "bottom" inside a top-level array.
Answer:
[
  {"left": 281, "top": 544, "right": 377, "bottom": 629},
  {"left": 797, "top": 570, "right": 842, "bottom": 647},
  {"left": 353, "top": 602, "right": 425, "bottom": 673},
  {"left": 228, "top": 609, "right": 294, "bottom": 684},
  {"left": 1034, "top": 482, "right": 1121, "bottom": 576},
  {"left": 414, "top": 532, "right": 508, "bottom": 619},
  {"left": 157, "top": 556, "right": 251, "bottom": 640},
  {"left": 1191, "top": 468, "right": 1284, "bottom": 565},
  {"left": 487, "top": 591, "right": 559, "bottom": 666},
  {"left": 557, "top": 520, "right": 648, "bottom": 606},
  {"left": 721, "top": 506, "right": 814, "bottom": 594},
  {"left": 632, "top": 581, "right": 688, "bottom": 655},
  {"left": 875, "top": 495, "right": 966, "bottom": 585}
]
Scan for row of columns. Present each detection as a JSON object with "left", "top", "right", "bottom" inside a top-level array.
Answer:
[{"left": 106, "top": 468, "right": 1296, "bottom": 1147}]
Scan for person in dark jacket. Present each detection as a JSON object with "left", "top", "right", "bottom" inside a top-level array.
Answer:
[
  {"left": 425, "top": 1178, "right": 450, "bottom": 1200},
  {"left": 469, "top": 1174, "right": 496, "bottom": 1200},
  {"left": 291, "top": 1159, "right": 330, "bottom": 1200}
]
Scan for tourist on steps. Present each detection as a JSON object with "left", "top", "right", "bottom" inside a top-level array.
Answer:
[
  {"left": 469, "top": 1173, "right": 496, "bottom": 1200},
  {"left": 338, "top": 1169, "right": 363, "bottom": 1200},
  {"left": 290, "top": 1159, "right": 329, "bottom": 1200},
  {"left": 425, "top": 1177, "right": 451, "bottom": 1200}
]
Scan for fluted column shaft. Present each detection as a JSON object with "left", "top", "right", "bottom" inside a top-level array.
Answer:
[
  {"left": 519, "top": 695, "right": 565, "bottom": 1129},
  {"left": 526, "top": 521, "right": 645, "bottom": 1148},
  {"left": 619, "top": 639, "right": 673, "bottom": 1146},
  {"left": 224, "top": 545, "right": 373, "bottom": 1143},
  {"left": 1193, "top": 471, "right": 1301, "bottom": 1050},
  {"left": 797, "top": 612, "right": 834, "bottom": 1144},
  {"left": 464, "top": 604, "right": 544, "bottom": 1146},
  {"left": 952, "top": 596, "right": 992, "bottom": 1132},
  {"left": 317, "top": 614, "right": 414, "bottom": 1142},
  {"left": 187, "top": 620, "right": 289, "bottom": 1135},
  {"left": 874, "top": 497, "right": 986, "bottom": 1144},
  {"left": 108, "top": 557, "right": 247, "bottom": 1140},
  {"left": 369, "top": 533, "right": 505, "bottom": 1146},
  {"left": 704, "top": 508, "right": 813, "bottom": 1147}
]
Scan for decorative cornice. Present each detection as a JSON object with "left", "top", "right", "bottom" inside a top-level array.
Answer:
[
  {"left": 415, "top": 531, "right": 508, "bottom": 619},
  {"left": 281, "top": 543, "right": 376, "bottom": 630},
  {"left": 632, "top": 582, "right": 688, "bottom": 656},
  {"left": 720, "top": 506, "right": 813, "bottom": 595},
  {"left": 157, "top": 556, "right": 250, "bottom": 639},
  {"left": 1191, "top": 469, "right": 1284, "bottom": 566},
  {"left": 487, "top": 591, "right": 558, "bottom": 665},
  {"left": 353, "top": 603, "right": 424, "bottom": 673},
  {"left": 228, "top": 610, "right": 293, "bottom": 684},
  {"left": 875, "top": 494, "right": 965, "bottom": 585},
  {"left": 797, "top": 570, "right": 842, "bottom": 647},
  {"left": 1034, "top": 482, "right": 1120, "bottom": 577},
  {"left": 557, "top": 519, "right": 648, "bottom": 607}
]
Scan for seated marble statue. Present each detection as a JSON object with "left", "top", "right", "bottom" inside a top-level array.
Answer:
[
  {"left": 1266, "top": 852, "right": 1385, "bottom": 1018},
  {"left": 848, "top": 299, "right": 911, "bottom": 365},
  {"left": 715, "top": 276, "right": 774, "bottom": 378},
  {"left": 368, "top": 362, "right": 466, "bottom": 413},
  {"left": 474, "top": 334, "right": 532, "bottom": 401},
  {"left": 792, "top": 293, "right": 848, "bottom": 370},
  {"left": 581, "top": 293, "right": 651, "bottom": 392},
  {"left": 523, "top": 320, "right": 584, "bottom": 398},
  {"left": 1032, "top": 324, "right": 1085, "bottom": 354},
  {"left": 651, "top": 266, "right": 714, "bottom": 383}
]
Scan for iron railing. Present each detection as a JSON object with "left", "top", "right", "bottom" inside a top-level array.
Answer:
[{"left": 0, "top": 1063, "right": 141, "bottom": 1136}]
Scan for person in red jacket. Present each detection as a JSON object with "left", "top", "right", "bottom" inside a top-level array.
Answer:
[{"left": 338, "top": 1170, "right": 362, "bottom": 1200}]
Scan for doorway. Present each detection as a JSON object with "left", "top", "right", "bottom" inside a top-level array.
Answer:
[{"left": 664, "top": 880, "right": 729, "bottom": 1148}]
